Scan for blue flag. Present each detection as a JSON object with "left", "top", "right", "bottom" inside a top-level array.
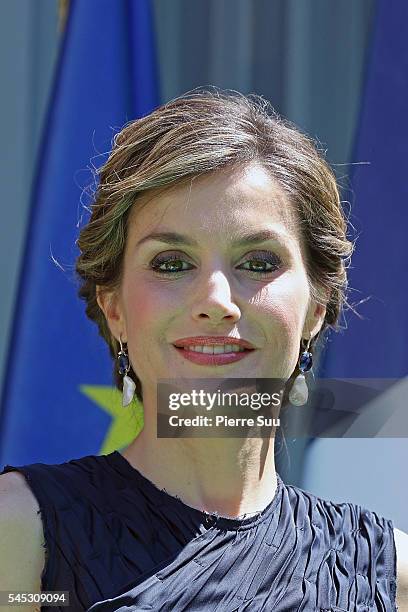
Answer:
[
  {"left": 0, "top": 0, "right": 159, "bottom": 466},
  {"left": 322, "top": 0, "right": 408, "bottom": 380},
  {"left": 300, "top": 2, "right": 408, "bottom": 517}
]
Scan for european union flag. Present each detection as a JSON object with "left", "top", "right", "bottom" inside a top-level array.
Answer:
[{"left": 0, "top": 0, "right": 159, "bottom": 466}]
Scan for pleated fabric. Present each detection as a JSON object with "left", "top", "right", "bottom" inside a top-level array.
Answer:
[{"left": 1, "top": 451, "right": 397, "bottom": 612}]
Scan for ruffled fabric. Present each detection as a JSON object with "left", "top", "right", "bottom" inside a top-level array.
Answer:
[{"left": 1, "top": 451, "right": 397, "bottom": 612}]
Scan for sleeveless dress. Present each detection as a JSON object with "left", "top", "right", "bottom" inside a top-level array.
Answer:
[{"left": 0, "top": 451, "right": 397, "bottom": 612}]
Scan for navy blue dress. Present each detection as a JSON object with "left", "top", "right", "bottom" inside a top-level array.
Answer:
[{"left": 1, "top": 451, "right": 397, "bottom": 611}]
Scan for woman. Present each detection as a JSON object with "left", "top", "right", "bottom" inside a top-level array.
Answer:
[{"left": 1, "top": 90, "right": 407, "bottom": 611}]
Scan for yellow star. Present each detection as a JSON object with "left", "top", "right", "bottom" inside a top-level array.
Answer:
[{"left": 80, "top": 385, "right": 144, "bottom": 454}]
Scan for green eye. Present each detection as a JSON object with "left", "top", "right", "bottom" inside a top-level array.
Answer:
[
  {"left": 238, "top": 252, "right": 282, "bottom": 276},
  {"left": 150, "top": 254, "right": 194, "bottom": 274}
]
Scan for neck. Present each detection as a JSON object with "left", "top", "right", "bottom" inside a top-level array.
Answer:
[{"left": 121, "top": 391, "right": 278, "bottom": 519}]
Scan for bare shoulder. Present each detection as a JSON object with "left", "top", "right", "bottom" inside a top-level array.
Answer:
[
  {"left": 0, "top": 471, "right": 46, "bottom": 605},
  {"left": 0, "top": 470, "right": 41, "bottom": 518},
  {"left": 394, "top": 527, "right": 408, "bottom": 610}
]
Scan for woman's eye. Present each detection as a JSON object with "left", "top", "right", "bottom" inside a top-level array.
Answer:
[
  {"left": 238, "top": 252, "right": 282, "bottom": 276},
  {"left": 150, "top": 254, "right": 194, "bottom": 274}
]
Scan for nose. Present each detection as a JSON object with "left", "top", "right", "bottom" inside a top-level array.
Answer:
[{"left": 191, "top": 270, "right": 241, "bottom": 324}]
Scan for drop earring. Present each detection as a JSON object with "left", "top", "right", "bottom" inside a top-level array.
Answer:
[
  {"left": 117, "top": 335, "right": 136, "bottom": 407},
  {"left": 288, "top": 337, "right": 313, "bottom": 406}
]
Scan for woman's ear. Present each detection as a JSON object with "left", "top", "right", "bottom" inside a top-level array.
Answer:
[
  {"left": 96, "top": 286, "right": 127, "bottom": 341},
  {"left": 303, "top": 286, "right": 330, "bottom": 341},
  {"left": 306, "top": 302, "right": 327, "bottom": 340}
]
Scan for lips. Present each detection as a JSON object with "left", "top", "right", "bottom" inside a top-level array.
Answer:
[
  {"left": 173, "top": 346, "right": 254, "bottom": 366},
  {"left": 172, "top": 337, "right": 256, "bottom": 366},
  {"left": 173, "top": 336, "right": 256, "bottom": 350}
]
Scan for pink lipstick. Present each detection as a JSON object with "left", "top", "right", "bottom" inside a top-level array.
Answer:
[{"left": 172, "top": 336, "right": 256, "bottom": 366}]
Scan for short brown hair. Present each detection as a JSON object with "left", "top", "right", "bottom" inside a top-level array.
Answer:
[{"left": 76, "top": 88, "right": 355, "bottom": 404}]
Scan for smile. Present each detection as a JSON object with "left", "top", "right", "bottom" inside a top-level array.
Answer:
[
  {"left": 182, "top": 344, "right": 246, "bottom": 353},
  {"left": 173, "top": 345, "right": 255, "bottom": 366}
]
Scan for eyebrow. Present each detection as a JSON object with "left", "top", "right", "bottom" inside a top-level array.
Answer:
[{"left": 134, "top": 229, "right": 293, "bottom": 250}]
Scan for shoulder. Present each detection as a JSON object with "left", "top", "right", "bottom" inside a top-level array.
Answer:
[
  {"left": 0, "top": 469, "right": 43, "bottom": 526},
  {"left": 394, "top": 527, "right": 408, "bottom": 610},
  {"left": 0, "top": 471, "right": 46, "bottom": 595}
]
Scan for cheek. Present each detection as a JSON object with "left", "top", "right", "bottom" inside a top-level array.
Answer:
[
  {"left": 254, "top": 275, "right": 308, "bottom": 332},
  {"left": 254, "top": 275, "right": 309, "bottom": 367},
  {"left": 121, "top": 276, "right": 181, "bottom": 334},
  {"left": 120, "top": 278, "right": 175, "bottom": 384}
]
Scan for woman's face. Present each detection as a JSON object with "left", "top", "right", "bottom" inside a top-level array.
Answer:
[{"left": 100, "top": 163, "right": 326, "bottom": 395}]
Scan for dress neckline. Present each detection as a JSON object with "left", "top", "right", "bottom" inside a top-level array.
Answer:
[{"left": 107, "top": 450, "right": 283, "bottom": 531}]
